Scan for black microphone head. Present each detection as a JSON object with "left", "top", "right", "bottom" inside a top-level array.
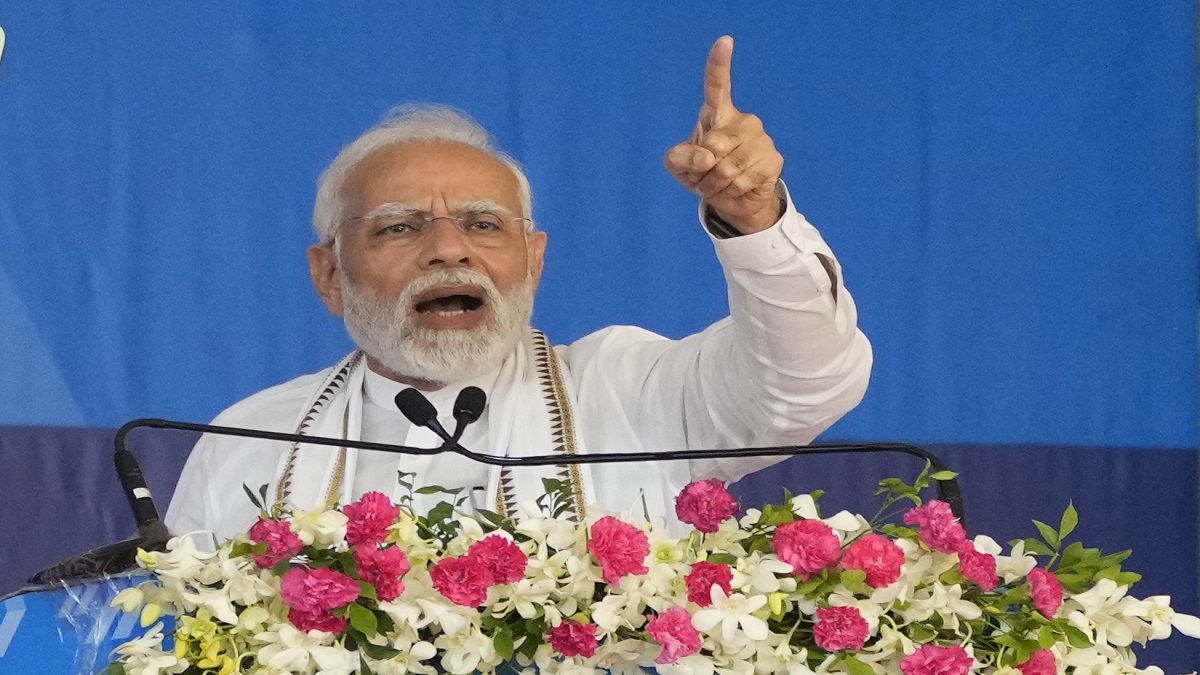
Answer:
[
  {"left": 395, "top": 388, "right": 439, "bottom": 426},
  {"left": 114, "top": 450, "right": 145, "bottom": 483},
  {"left": 453, "top": 386, "right": 487, "bottom": 424}
]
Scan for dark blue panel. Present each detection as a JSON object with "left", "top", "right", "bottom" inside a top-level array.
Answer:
[{"left": 2, "top": 425, "right": 1195, "bottom": 670}]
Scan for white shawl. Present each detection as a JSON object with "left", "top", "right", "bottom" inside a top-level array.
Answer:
[{"left": 266, "top": 329, "right": 597, "bottom": 522}]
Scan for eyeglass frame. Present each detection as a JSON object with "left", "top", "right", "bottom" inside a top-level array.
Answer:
[{"left": 326, "top": 202, "right": 535, "bottom": 246}]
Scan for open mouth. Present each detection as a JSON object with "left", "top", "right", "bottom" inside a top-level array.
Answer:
[{"left": 413, "top": 286, "right": 486, "bottom": 317}]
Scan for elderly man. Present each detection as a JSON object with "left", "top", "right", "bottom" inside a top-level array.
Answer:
[{"left": 165, "top": 37, "right": 872, "bottom": 541}]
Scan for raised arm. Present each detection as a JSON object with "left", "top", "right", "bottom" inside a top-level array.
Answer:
[{"left": 565, "top": 37, "right": 872, "bottom": 483}]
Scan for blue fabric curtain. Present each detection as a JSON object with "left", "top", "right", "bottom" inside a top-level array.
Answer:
[{"left": 0, "top": 2, "right": 1193, "bottom": 447}]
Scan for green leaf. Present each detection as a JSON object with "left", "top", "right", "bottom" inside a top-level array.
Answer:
[
  {"left": 1096, "top": 549, "right": 1133, "bottom": 568},
  {"left": 1018, "top": 537, "right": 1055, "bottom": 557},
  {"left": 1059, "top": 541, "right": 1086, "bottom": 569},
  {"left": 348, "top": 603, "right": 379, "bottom": 635},
  {"left": 929, "top": 470, "right": 958, "bottom": 481},
  {"left": 793, "top": 577, "right": 825, "bottom": 597},
  {"left": 1032, "top": 520, "right": 1060, "bottom": 549},
  {"left": 837, "top": 654, "right": 875, "bottom": 675},
  {"left": 1059, "top": 502, "right": 1078, "bottom": 540},
  {"left": 746, "top": 536, "right": 773, "bottom": 556},
  {"left": 356, "top": 580, "right": 378, "bottom": 602},
  {"left": 994, "top": 633, "right": 1025, "bottom": 650},
  {"left": 229, "top": 542, "right": 258, "bottom": 559},
  {"left": 907, "top": 623, "right": 937, "bottom": 642},
  {"left": 760, "top": 504, "right": 796, "bottom": 527},
  {"left": 1037, "top": 625, "right": 1058, "bottom": 648},
  {"left": 242, "top": 483, "right": 265, "bottom": 510},
  {"left": 375, "top": 611, "right": 394, "bottom": 634},
  {"left": 839, "top": 569, "right": 868, "bottom": 592},
  {"left": 494, "top": 625, "right": 515, "bottom": 661},
  {"left": 1095, "top": 567, "right": 1141, "bottom": 586},
  {"left": 415, "top": 485, "right": 451, "bottom": 495},
  {"left": 706, "top": 553, "right": 738, "bottom": 565},
  {"left": 356, "top": 638, "right": 401, "bottom": 660},
  {"left": 1054, "top": 572, "right": 1090, "bottom": 594}
]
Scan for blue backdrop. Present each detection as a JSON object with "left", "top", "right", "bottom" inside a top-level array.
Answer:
[{"left": 0, "top": 2, "right": 1194, "bottom": 448}]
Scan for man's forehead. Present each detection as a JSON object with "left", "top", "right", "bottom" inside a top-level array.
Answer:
[
  {"left": 339, "top": 143, "right": 523, "bottom": 221},
  {"left": 363, "top": 198, "right": 514, "bottom": 218}
]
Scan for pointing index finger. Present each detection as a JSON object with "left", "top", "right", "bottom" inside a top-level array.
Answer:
[{"left": 701, "top": 35, "right": 735, "bottom": 127}]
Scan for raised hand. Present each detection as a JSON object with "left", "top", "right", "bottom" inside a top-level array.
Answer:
[{"left": 664, "top": 36, "right": 785, "bottom": 234}]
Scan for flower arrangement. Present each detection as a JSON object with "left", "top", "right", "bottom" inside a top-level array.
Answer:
[{"left": 107, "top": 467, "right": 1199, "bottom": 675}]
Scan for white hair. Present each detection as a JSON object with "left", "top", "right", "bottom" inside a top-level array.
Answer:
[{"left": 312, "top": 104, "right": 534, "bottom": 243}]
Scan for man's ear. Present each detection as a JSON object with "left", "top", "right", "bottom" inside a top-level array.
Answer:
[
  {"left": 527, "top": 230, "right": 548, "bottom": 292},
  {"left": 307, "top": 244, "right": 345, "bottom": 317}
]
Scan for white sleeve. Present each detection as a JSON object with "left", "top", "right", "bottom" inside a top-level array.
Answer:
[
  {"left": 563, "top": 182, "right": 872, "bottom": 484},
  {"left": 163, "top": 434, "right": 219, "bottom": 538}
]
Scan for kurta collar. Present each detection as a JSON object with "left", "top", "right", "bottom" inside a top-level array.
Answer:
[{"left": 362, "top": 362, "right": 502, "bottom": 416}]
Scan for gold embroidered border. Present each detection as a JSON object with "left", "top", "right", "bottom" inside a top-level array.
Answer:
[
  {"left": 495, "top": 331, "right": 586, "bottom": 521},
  {"left": 274, "top": 352, "right": 362, "bottom": 509}
]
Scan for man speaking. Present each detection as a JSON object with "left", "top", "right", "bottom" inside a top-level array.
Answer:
[{"left": 165, "top": 37, "right": 873, "bottom": 541}]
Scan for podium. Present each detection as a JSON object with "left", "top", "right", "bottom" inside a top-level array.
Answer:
[{"left": 0, "top": 574, "right": 162, "bottom": 673}]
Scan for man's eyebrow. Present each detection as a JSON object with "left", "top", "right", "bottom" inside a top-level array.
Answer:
[
  {"left": 456, "top": 199, "right": 512, "bottom": 215},
  {"left": 361, "top": 202, "right": 423, "bottom": 219}
]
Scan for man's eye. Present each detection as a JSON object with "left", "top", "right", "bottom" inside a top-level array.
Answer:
[
  {"left": 466, "top": 217, "right": 503, "bottom": 232},
  {"left": 379, "top": 219, "right": 419, "bottom": 235}
]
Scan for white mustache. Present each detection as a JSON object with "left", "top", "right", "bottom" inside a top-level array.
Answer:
[{"left": 400, "top": 268, "right": 502, "bottom": 312}]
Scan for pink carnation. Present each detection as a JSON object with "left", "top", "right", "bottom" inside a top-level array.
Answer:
[
  {"left": 684, "top": 561, "right": 734, "bottom": 607},
  {"left": 354, "top": 545, "right": 410, "bottom": 602},
  {"left": 343, "top": 491, "right": 401, "bottom": 547},
  {"left": 588, "top": 516, "right": 650, "bottom": 584},
  {"left": 547, "top": 620, "right": 599, "bottom": 658},
  {"left": 646, "top": 607, "right": 703, "bottom": 664},
  {"left": 248, "top": 517, "right": 304, "bottom": 569},
  {"left": 1027, "top": 567, "right": 1064, "bottom": 618},
  {"left": 468, "top": 535, "right": 528, "bottom": 584},
  {"left": 903, "top": 500, "right": 968, "bottom": 553},
  {"left": 957, "top": 542, "right": 998, "bottom": 591},
  {"left": 430, "top": 555, "right": 492, "bottom": 607},
  {"left": 899, "top": 644, "right": 973, "bottom": 675},
  {"left": 840, "top": 533, "right": 905, "bottom": 588},
  {"left": 772, "top": 519, "right": 842, "bottom": 579},
  {"left": 288, "top": 607, "right": 348, "bottom": 634},
  {"left": 1017, "top": 649, "right": 1056, "bottom": 675},
  {"left": 675, "top": 479, "right": 740, "bottom": 533},
  {"left": 812, "top": 606, "right": 869, "bottom": 652},
  {"left": 280, "top": 567, "right": 360, "bottom": 614}
]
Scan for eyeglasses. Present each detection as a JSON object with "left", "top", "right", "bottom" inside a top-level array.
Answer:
[{"left": 333, "top": 208, "right": 534, "bottom": 244}]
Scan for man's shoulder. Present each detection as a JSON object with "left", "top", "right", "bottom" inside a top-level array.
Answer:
[
  {"left": 554, "top": 322, "right": 726, "bottom": 363},
  {"left": 210, "top": 368, "right": 335, "bottom": 430}
]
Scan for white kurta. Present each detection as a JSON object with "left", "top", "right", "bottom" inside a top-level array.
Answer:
[{"left": 165, "top": 191, "right": 873, "bottom": 542}]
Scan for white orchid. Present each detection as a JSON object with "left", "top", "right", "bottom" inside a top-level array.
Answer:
[
  {"left": 1066, "top": 578, "right": 1143, "bottom": 648},
  {"left": 434, "top": 624, "right": 498, "bottom": 674},
  {"left": 110, "top": 623, "right": 187, "bottom": 675},
  {"left": 255, "top": 622, "right": 340, "bottom": 673},
  {"left": 290, "top": 505, "right": 349, "bottom": 547},
  {"left": 691, "top": 586, "right": 769, "bottom": 647},
  {"left": 734, "top": 552, "right": 795, "bottom": 595}
]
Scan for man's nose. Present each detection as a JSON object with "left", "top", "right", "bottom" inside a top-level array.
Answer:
[{"left": 418, "top": 218, "right": 471, "bottom": 268}]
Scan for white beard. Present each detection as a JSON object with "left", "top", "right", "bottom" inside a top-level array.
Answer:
[{"left": 341, "top": 268, "right": 534, "bottom": 385}]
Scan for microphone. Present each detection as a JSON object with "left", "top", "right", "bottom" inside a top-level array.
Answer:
[
  {"left": 395, "top": 388, "right": 453, "bottom": 442},
  {"left": 28, "top": 448, "right": 173, "bottom": 585},
  {"left": 114, "top": 449, "right": 171, "bottom": 546},
  {"left": 450, "top": 386, "right": 487, "bottom": 442},
  {"left": 109, "top": 418, "right": 968, "bottom": 523}
]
